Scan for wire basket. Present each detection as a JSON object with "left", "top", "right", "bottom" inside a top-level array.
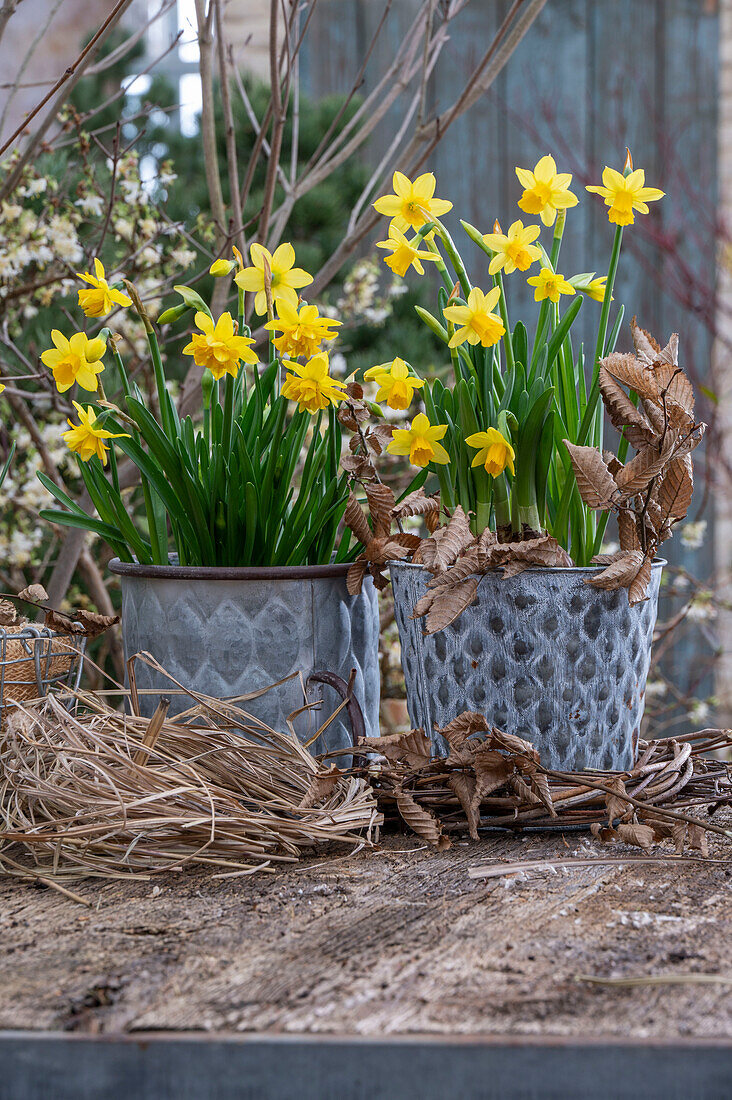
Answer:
[{"left": 0, "top": 625, "right": 86, "bottom": 725}]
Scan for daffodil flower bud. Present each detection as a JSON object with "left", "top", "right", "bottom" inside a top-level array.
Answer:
[{"left": 209, "top": 258, "right": 235, "bottom": 277}]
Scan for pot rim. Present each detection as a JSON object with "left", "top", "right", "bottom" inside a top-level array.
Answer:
[
  {"left": 388, "top": 557, "right": 667, "bottom": 576},
  {"left": 108, "top": 557, "right": 356, "bottom": 581}
]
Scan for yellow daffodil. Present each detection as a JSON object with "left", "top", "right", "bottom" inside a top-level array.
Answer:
[
  {"left": 584, "top": 276, "right": 610, "bottom": 302},
  {"left": 373, "top": 171, "right": 452, "bottom": 233},
  {"left": 0, "top": 379, "right": 5, "bottom": 394},
  {"left": 465, "top": 428, "right": 515, "bottom": 477},
  {"left": 182, "top": 311, "right": 258, "bottom": 381},
  {"left": 586, "top": 166, "right": 664, "bottom": 226},
  {"left": 516, "top": 155, "right": 578, "bottom": 227},
  {"left": 375, "top": 226, "right": 439, "bottom": 277},
  {"left": 62, "top": 402, "right": 129, "bottom": 465},
  {"left": 482, "top": 219, "right": 542, "bottom": 275},
  {"left": 264, "top": 300, "right": 341, "bottom": 359},
  {"left": 364, "top": 357, "right": 425, "bottom": 411},
  {"left": 281, "top": 352, "right": 347, "bottom": 414},
  {"left": 386, "top": 412, "right": 450, "bottom": 468},
  {"left": 209, "top": 258, "right": 235, "bottom": 277},
  {"left": 234, "top": 242, "right": 312, "bottom": 316},
  {"left": 527, "top": 267, "right": 576, "bottom": 303},
  {"left": 41, "top": 330, "right": 106, "bottom": 393},
  {"left": 443, "top": 286, "right": 505, "bottom": 349},
  {"left": 76, "top": 258, "right": 131, "bottom": 317}
]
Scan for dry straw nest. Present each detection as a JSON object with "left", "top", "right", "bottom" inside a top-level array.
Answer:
[{"left": 0, "top": 658, "right": 381, "bottom": 881}]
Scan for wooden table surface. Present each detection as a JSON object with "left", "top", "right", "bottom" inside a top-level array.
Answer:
[{"left": 0, "top": 826, "right": 729, "bottom": 1040}]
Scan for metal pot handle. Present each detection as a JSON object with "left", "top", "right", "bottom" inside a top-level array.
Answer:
[{"left": 306, "top": 668, "right": 366, "bottom": 760}]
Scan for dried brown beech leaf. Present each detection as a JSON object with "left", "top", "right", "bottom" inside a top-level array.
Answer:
[
  {"left": 360, "top": 727, "right": 432, "bottom": 768},
  {"left": 422, "top": 505, "right": 473, "bottom": 574},
  {"left": 346, "top": 559, "right": 368, "bottom": 596},
  {"left": 586, "top": 550, "right": 645, "bottom": 591},
  {"left": 628, "top": 556, "right": 653, "bottom": 606},
  {"left": 485, "top": 536, "right": 572, "bottom": 577},
  {"left": 659, "top": 332, "right": 679, "bottom": 366},
  {"left": 614, "top": 435, "right": 677, "bottom": 498},
  {"left": 44, "top": 609, "right": 85, "bottom": 635},
  {"left": 657, "top": 455, "right": 693, "bottom": 521},
  {"left": 687, "top": 823, "right": 710, "bottom": 858},
  {"left": 365, "top": 482, "right": 396, "bottom": 539},
  {"left": 510, "top": 773, "right": 541, "bottom": 806},
  {"left": 673, "top": 422, "right": 705, "bottom": 460},
  {"left": 19, "top": 583, "right": 49, "bottom": 605},
  {"left": 298, "top": 767, "right": 339, "bottom": 809},
  {"left": 618, "top": 510, "right": 641, "bottom": 551},
  {"left": 615, "top": 822, "right": 656, "bottom": 851},
  {"left": 393, "top": 488, "right": 440, "bottom": 529},
  {"left": 367, "top": 423, "right": 394, "bottom": 453},
  {"left": 427, "top": 547, "right": 481, "bottom": 590},
  {"left": 448, "top": 772, "right": 480, "bottom": 840},
  {"left": 603, "top": 451, "right": 624, "bottom": 479},
  {"left": 564, "top": 441, "right": 618, "bottom": 508},
  {"left": 605, "top": 776, "right": 632, "bottom": 825},
  {"left": 395, "top": 787, "right": 451, "bottom": 850},
  {"left": 345, "top": 381, "right": 364, "bottom": 400},
  {"left": 631, "top": 316, "right": 662, "bottom": 362},
  {"left": 437, "top": 710, "right": 489, "bottom": 751},
  {"left": 341, "top": 454, "right": 377, "bottom": 480},
  {"left": 488, "top": 728, "right": 540, "bottom": 762},
  {"left": 528, "top": 767, "right": 556, "bottom": 817},
  {"left": 0, "top": 599, "right": 17, "bottom": 626},
  {"left": 74, "top": 610, "right": 119, "bottom": 637},
  {"left": 423, "top": 576, "right": 480, "bottom": 634},
  {"left": 672, "top": 821, "right": 688, "bottom": 855},
  {"left": 337, "top": 401, "right": 369, "bottom": 430},
  {"left": 344, "top": 492, "right": 372, "bottom": 548},
  {"left": 602, "top": 351, "right": 661, "bottom": 404},
  {"left": 599, "top": 367, "right": 656, "bottom": 448},
  {"left": 472, "top": 748, "right": 514, "bottom": 805}
]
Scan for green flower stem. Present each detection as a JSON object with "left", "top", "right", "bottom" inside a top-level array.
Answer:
[
  {"left": 424, "top": 236, "right": 456, "bottom": 294},
  {"left": 550, "top": 209, "right": 566, "bottom": 269},
  {"left": 432, "top": 217, "right": 471, "bottom": 298},
  {"left": 493, "top": 270, "right": 514, "bottom": 372},
  {"left": 492, "top": 472, "right": 511, "bottom": 532}
]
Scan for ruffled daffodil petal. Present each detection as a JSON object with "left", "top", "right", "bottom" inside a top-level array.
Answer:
[
  {"left": 264, "top": 300, "right": 341, "bottom": 359},
  {"left": 443, "top": 286, "right": 505, "bottom": 348},
  {"left": 76, "top": 258, "right": 131, "bottom": 317},
  {"left": 41, "top": 329, "right": 107, "bottom": 393},
  {"left": 234, "top": 241, "right": 313, "bottom": 316},
  {"left": 62, "top": 402, "right": 129, "bottom": 465},
  {"left": 375, "top": 226, "right": 439, "bottom": 277},
  {"left": 515, "top": 155, "right": 578, "bottom": 227},
  {"left": 281, "top": 352, "right": 346, "bottom": 414},
  {"left": 482, "top": 219, "right": 542, "bottom": 275},
  {"left": 386, "top": 412, "right": 450, "bottom": 468},
  {"left": 526, "top": 267, "right": 576, "bottom": 303},
  {"left": 373, "top": 171, "right": 452, "bottom": 234},
  {"left": 363, "top": 357, "right": 424, "bottom": 411},
  {"left": 465, "top": 428, "right": 515, "bottom": 477},
  {"left": 586, "top": 165, "right": 664, "bottom": 226},
  {"left": 182, "top": 311, "right": 258, "bottom": 380}
]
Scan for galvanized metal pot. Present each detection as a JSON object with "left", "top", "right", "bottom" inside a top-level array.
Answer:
[
  {"left": 389, "top": 560, "right": 664, "bottom": 770},
  {"left": 109, "top": 559, "right": 380, "bottom": 753}
]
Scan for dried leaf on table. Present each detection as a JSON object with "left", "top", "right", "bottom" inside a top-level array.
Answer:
[
  {"left": 359, "top": 727, "right": 432, "bottom": 768},
  {"left": 615, "top": 822, "right": 656, "bottom": 851},
  {"left": 687, "top": 823, "right": 710, "bottom": 858},
  {"left": 298, "top": 767, "right": 340, "bottom": 809},
  {"left": 395, "top": 787, "right": 451, "bottom": 850},
  {"left": 436, "top": 710, "right": 489, "bottom": 751},
  {"left": 472, "top": 748, "right": 514, "bottom": 807},
  {"left": 448, "top": 772, "right": 480, "bottom": 840},
  {"left": 605, "top": 776, "right": 632, "bottom": 825}
]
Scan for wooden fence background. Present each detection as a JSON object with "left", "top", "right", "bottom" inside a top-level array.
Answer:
[{"left": 302, "top": 0, "right": 721, "bottom": 730}]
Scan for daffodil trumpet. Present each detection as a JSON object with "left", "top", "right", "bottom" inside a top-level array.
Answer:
[{"left": 369, "top": 154, "right": 663, "bottom": 562}]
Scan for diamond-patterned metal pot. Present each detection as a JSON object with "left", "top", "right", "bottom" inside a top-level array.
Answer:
[
  {"left": 109, "top": 560, "right": 380, "bottom": 753},
  {"left": 389, "top": 560, "right": 664, "bottom": 770}
]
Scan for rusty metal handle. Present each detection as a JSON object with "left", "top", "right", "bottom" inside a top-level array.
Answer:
[{"left": 306, "top": 668, "right": 367, "bottom": 766}]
